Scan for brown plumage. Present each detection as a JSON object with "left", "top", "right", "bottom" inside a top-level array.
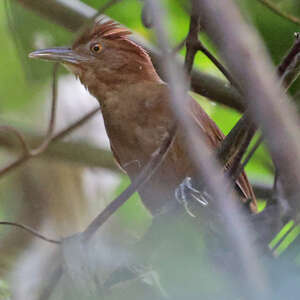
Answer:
[{"left": 29, "top": 20, "right": 257, "bottom": 215}]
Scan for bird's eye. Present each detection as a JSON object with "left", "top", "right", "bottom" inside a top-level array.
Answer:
[{"left": 91, "top": 43, "right": 102, "bottom": 54}]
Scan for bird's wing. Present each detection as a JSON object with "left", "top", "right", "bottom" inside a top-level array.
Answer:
[{"left": 188, "top": 98, "right": 257, "bottom": 213}]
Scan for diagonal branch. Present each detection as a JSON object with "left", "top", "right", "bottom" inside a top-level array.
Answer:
[
  {"left": 257, "top": 0, "right": 300, "bottom": 26},
  {"left": 278, "top": 32, "right": 300, "bottom": 90}
]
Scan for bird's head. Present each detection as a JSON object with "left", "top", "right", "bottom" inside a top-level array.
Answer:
[{"left": 29, "top": 20, "right": 160, "bottom": 99}]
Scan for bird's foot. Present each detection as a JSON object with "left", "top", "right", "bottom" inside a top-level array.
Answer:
[{"left": 175, "top": 177, "right": 209, "bottom": 217}]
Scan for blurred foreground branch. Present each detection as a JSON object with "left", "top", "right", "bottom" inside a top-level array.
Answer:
[
  {"left": 219, "top": 32, "right": 300, "bottom": 187},
  {"left": 197, "top": 0, "right": 300, "bottom": 214},
  {"left": 146, "top": 1, "right": 269, "bottom": 297}
]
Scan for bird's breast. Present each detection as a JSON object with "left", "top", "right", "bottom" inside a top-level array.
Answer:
[{"left": 99, "top": 82, "right": 177, "bottom": 175}]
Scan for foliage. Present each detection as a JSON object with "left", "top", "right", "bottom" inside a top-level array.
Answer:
[{"left": 1, "top": 0, "right": 300, "bottom": 299}]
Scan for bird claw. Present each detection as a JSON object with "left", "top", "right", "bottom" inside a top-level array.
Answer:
[{"left": 175, "top": 177, "right": 209, "bottom": 217}]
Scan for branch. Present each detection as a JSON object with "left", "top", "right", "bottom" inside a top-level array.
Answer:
[
  {"left": 257, "top": 0, "right": 300, "bottom": 26},
  {"left": 0, "top": 64, "right": 59, "bottom": 177},
  {"left": 232, "top": 134, "right": 264, "bottom": 183},
  {"left": 197, "top": 42, "right": 239, "bottom": 89},
  {"left": 0, "top": 221, "right": 60, "bottom": 244},
  {"left": 278, "top": 32, "right": 300, "bottom": 90},
  {"left": 185, "top": 9, "right": 255, "bottom": 191},
  {"left": 184, "top": 10, "right": 258, "bottom": 187},
  {"left": 185, "top": 12, "right": 239, "bottom": 89},
  {"left": 197, "top": 0, "right": 300, "bottom": 217},
  {"left": 0, "top": 125, "right": 30, "bottom": 154},
  {"left": 218, "top": 113, "right": 256, "bottom": 168},
  {"left": 0, "top": 130, "right": 117, "bottom": 170},
  {"left": 52, "top": 106, "right": 101, "bottom": 141},
  {"left": 220, "top": 32, "right": 300, "bottom": 188},
  {"left": 146, "top": 1, "right": 269, "bottom": 297},
  {"left": 0, "top": 104, "right": 115, "bottom": 177},
  {"left": 29, "top": 63, "right": 59, "bottom": 155},
  {"left": 14, "top": 0, "right": 244, "bottom": 111},
  {"left": 184, "top": 13, "right": 201, "bottom": 76}
]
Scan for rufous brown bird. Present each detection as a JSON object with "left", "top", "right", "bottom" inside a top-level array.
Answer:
[{"left": 29, "top": 20, "right": 257, "bottom": 215}]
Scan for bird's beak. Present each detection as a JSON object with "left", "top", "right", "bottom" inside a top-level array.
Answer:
[{"left": 28, "top": 47, "right": 87, "bottom": 65}]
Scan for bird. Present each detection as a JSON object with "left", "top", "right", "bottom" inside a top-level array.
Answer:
[{"left": 29, "top": 20, "right": 257, "bottom": 216}]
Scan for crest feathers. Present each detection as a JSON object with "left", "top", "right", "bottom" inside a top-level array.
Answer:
[{"left": 73, "top": 20, "right": 132, "bottom": 48}]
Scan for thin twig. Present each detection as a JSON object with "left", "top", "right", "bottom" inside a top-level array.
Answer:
[
  {"left": 278, "top": 32, "right": 300, "bottom": 90},
  {"left": 0, "top": 4, "right": 124, "bottom": 178},
  {"left": 218, "top": 114, "right": 255, "bottom": 166},
  {"left": 0, "top": 221, "right": 61, "bottom": 244},
  {"left": 232, "top": 135, "right": 264, "bottom": 182},
  {"left": 185, "top": 9, "right": 256, "bottom": 188},
  {"left": 198, "top": 0, "right": 300, "bottom": 226},
  {"left": 171, "top": 38, "right": 186, "bottom": 55},
  {"left": 270, "top": 33, "right": 300, "bottom": 205},
  {"left": 227, "top": 125, "right": 257, "bottom": 180},
  {"left": 52, "top": 106, "right": 100, "bottom": 142},
  {"left": 185, "top": 10, "right": 240, "bottom": 91},
  {"left": 82, "top": 123, "right": 177, "bottom": 242},
  {"left": 238, "top": 135, "right": 263, "bottom": 173},
  {"left": 278, "top": 33, "right": 300, "bottom": 77},
  {"left": 221, "top": 32, "right": 300, "bottom": 187},
  {"left": 197, "top": 41, "right": 238, "bottom": 89},
  {"left": 0, "top": 155, "right": 28, "bottom": 177},
  {"left": 0, "top": 125, "right": 30, "bottom": 154},
  {"left": 0, "top": 103, "right": 100, "bottom": 178},
  {"left": 0, "top": 61, "right": 59, "bottom": 160},
  {"left": 257, "top": 0, "right": 300, "bottom": 26},
  {"left": 184, "top": 13, "right": 201, "bottom": 76},
  {"left": 184, "top": 8, "right": 255, "bottom": 211},
  {"left": 0, "top": 64, "right": 58, "bottom": 176},
  {"left": 30, "top": 63, "right": 59, "bottom": 155}
]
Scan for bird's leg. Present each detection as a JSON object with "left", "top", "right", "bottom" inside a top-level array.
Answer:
[{"left": 175, "top": 177, "right": 210, "bottom": 217}]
